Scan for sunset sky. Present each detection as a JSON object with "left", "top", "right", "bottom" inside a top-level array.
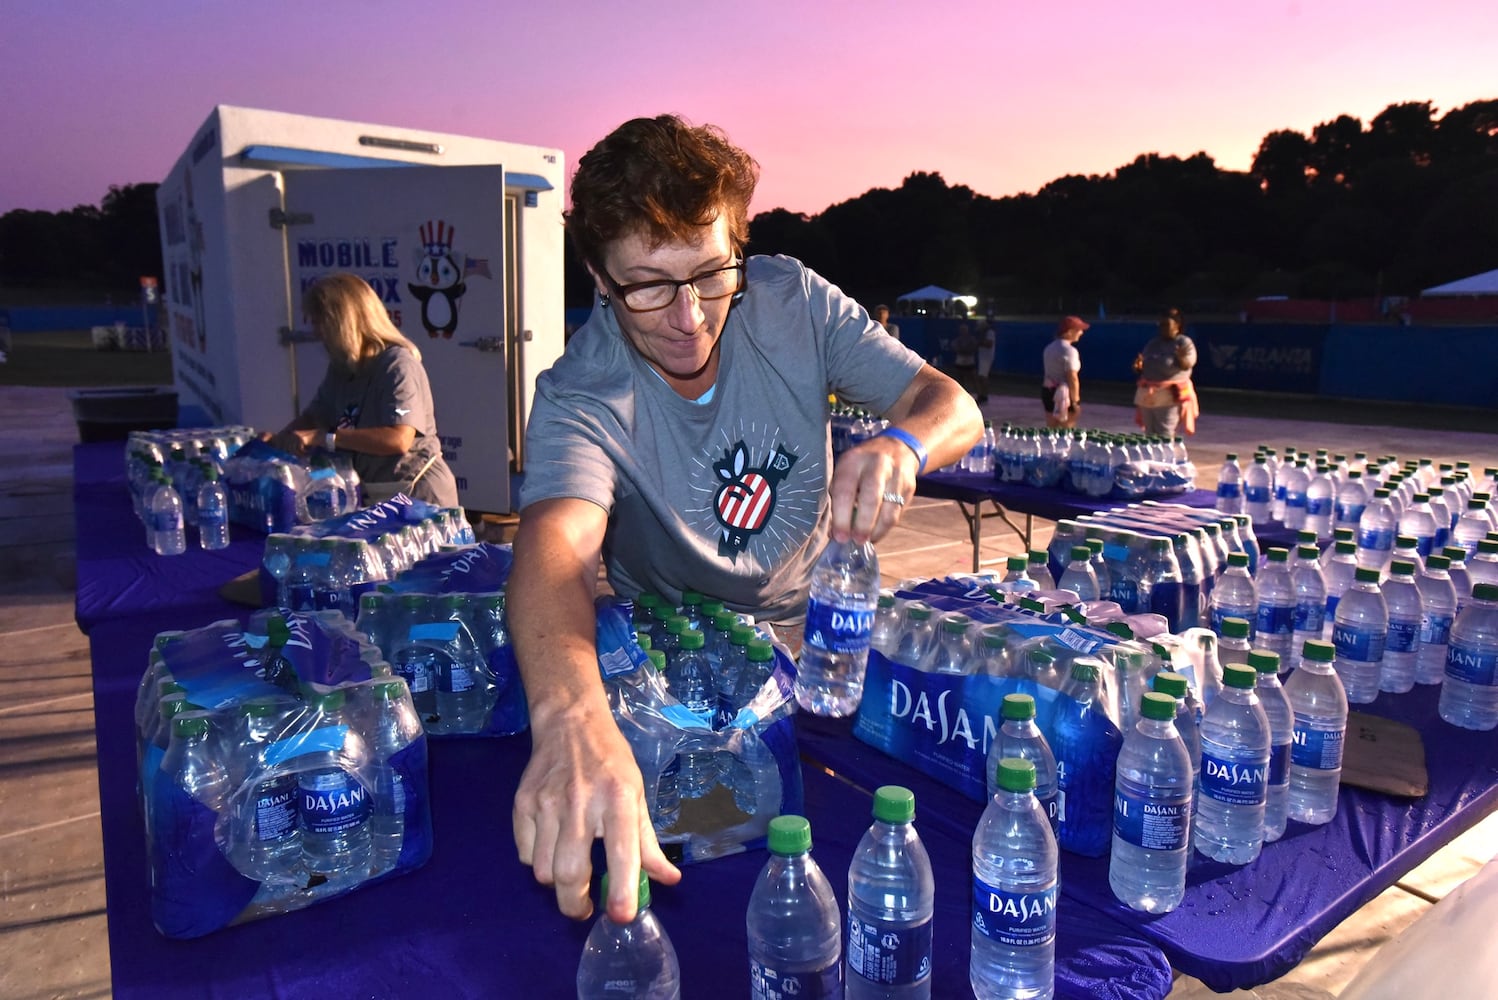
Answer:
[{"left": 3, "top": 0, "right": 1495, "bottom": 217}]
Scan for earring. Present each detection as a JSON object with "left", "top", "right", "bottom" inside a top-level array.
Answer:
[{"left": 599, "top": 293, "right": 611, "bottom": 309}]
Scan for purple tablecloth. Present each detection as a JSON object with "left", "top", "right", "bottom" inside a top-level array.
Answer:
[
  {"left": 916, "top": 470, "right": 1304, "bottom": 554},
  {"left": 79, "top": 445, "right": 1172, "bottom": 999},
  {"left": 800, "top": 684, "right": 1498, "bottom": 992}
]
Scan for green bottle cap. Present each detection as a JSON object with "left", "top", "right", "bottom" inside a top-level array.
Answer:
[
  {"left": 679, "top": 629, "right": 705, "bottom": 650},
  {"left": 1222, "top": 663, "right": 1257, "bottom": 689},
  {"left": 1354, "top": 567, "right": 1380, "bottom": 583},
  {"left": 1248, "top": 649, "right": 1281, "bottom": 673},
  {"left": 1227, "top": 552, "right": 1249, "bottom": 568},
  {"left": 746, "top": 639, "right": 775, "bottom": 662},
  {"left": 1267, "top": 547, "right": 1288, "bottom": 563},
  {"left": 942, "top": 614, "right": 971, "bottom": 635},
  {"left": 1221, "top": 617, "right": 1251, "bottom": 639},
  {"left": 664, "top": 615, "right": 689, "bottom": 635},
  {"left": 872, "top": 785, "right": 916, "bottom": 824},
  {"left": 1152, "top": 671, "right": 1188, "bottom": 698},
  {"left": 1007, "top": 555, "right": 1027, "bottom": 571},
  {"left": 767, "top": 815, "right": 812, "bottom": 856},
  {"left": 1302, "top": 639, "right": 1335, "bottom": 663},
  {"left": 1070, "top": 545, "right": 1091, "bottom": 560},
  {"left": 995, "top": 757, "right": 1037, "bottom": 793},
  {"left": 1140, "top": 691, "right": 1176, "bottom": 721},
  {"left": 1001, "top": 693, "right": 1036, "bottom": 721},
  {"left": 647, "top": 649, "right": 667, "bottom": 672}
]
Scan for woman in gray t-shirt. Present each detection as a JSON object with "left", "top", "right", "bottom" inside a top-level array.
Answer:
[
  {"left": 267, "top": 273, "right": 457, "bottom": 506},
  {"left": 1132, "top": 307, "right": 1199, "bottom": 437}
]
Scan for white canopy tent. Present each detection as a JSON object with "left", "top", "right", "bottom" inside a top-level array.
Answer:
[
  {"left": 1422, "top": 268, "right": 1498, "bottom": 296},
  {"left": 895, "top": 284, "right": 976, "bottom": 316}
]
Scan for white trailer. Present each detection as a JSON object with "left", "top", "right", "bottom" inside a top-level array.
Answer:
[{"left": 156, "top": 105, "right": 566, "bottom": 513}]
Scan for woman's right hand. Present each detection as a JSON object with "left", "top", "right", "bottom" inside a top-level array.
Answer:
[{"left": 1132, "top": 354, "right": 1144, "bottom": 374}]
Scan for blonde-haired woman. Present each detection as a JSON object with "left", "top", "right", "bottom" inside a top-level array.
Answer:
[{"left": 268, "top": 273, "right": 458, "bottom": 506}]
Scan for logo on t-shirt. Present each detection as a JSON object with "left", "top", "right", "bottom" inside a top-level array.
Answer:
[
  {"left": 337, "top": 404, "right": 360, "bottom": 429},
  {"left": 710, "top": 439, "right": 799, "bottom": 558}
]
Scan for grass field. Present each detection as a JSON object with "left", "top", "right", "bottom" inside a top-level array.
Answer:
[{"left": 0, "top": 329, "right": 173, "bottom": 388}]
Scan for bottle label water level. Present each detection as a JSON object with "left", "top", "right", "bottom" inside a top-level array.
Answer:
[
  {"left": 1446, "top": 646, "right": 1498, "bottom": 686},
  {"left": 1291, "top": 721, "right": 1345, "bottom": 770},
  {"left": 1333, "top": 624, "right": 1386, "bottom": 662},
  {"left": 1386, "top": 620, "right": 1419, "bottom": 653},
  {"left": 1269, "top": 742, "right": 1291, "bottom": 786},
  {"left": 1293, "top": 601, "right": 1326, "bottom": 634},
  {"left": 803, "top": 597, "right": 873, "bottom": 654},
  {"left": 1200, "top": 743, "right": 1268, "bottom": 806},
  {"left": 1257, "top": 604, "right": 1295, "bottom": 637},
  {"left": 971, "top": 879, "right": 1057, "bottom": 947},
  {"left": 1113, "top": 790, "right": 1187, "bottom": 851},
  {"left": 847, "top": 914, "right": 933, "bottom": 986},
  {"left": 750, "top": 959, "right": 841, "bottom": 1000},
  {"left": 253, "top": 777, "right": 298, "bottom": 843},
  {"left": 150, "top": 511, "right": 182, "bottom": 532},
  {"left": 1358, "top": 528, "right": 1394, "bottom": 551},
  {"left": 298, "top": 770, "right": 371, "bottom": 835},
  {"left": 1419, "top": 614, "right": 1453, "bottom": 646},
  {"left": 1246, "top": 486, "right": 1271, "bottom": 504}
]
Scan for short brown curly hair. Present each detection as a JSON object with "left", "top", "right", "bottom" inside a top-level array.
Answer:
[{"left": 566, "top": 115, "right": 760, "bottom": 273}]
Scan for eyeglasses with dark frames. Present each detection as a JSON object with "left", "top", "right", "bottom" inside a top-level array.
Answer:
[{"left": 604, "top": 261, "right": 745, "bottom": 312}]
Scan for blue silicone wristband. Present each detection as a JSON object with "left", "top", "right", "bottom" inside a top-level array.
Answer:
[{"left": 878, "top": 427, "right": 928, "bottom": 475}]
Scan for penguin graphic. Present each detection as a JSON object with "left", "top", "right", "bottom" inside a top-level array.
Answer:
[{"left": 408, "top": 220, "right": 467, "bottom": 338}]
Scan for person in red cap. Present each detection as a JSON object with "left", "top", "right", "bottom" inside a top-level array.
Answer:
[{"left": 1042, "top": 315, "right": 1088, "bottom": 427}]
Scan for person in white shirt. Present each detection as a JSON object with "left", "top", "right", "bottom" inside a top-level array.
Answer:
[{"left": 1041, "top": 315, "right": 1088, "bottom": 428}]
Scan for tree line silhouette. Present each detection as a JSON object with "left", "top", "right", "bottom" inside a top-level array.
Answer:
[{"left": 3, "top": 99, "right": 1494, "bottom": 316}]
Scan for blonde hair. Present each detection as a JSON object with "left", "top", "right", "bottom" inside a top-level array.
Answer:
[{"left": 303, "top": 273, "right": 421, "bottom": 370}]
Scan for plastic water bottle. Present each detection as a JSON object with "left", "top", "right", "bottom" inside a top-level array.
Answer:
[
  {"left": 1057, "top": 545, "right": 1100, "bottom": 602},
  {"left": 578, "top": 872, "right": 681, "bottom": 1000},
  {"left": 870, "top": 594, "right": 904, "bottom": 659},
  {"left": 1380, "top": 560, "right": 1423, "bottom": 694},
  {"left": 1334, "top": 470, "right": 1369, "bottom": 534},
  {"left": 1215, "top": 453, "right": 1243, "bottom": 515},
  {"left": 1151, "top": 671, "right": 1201, "bottom": 829},
  {"left": 157, "top": 711, "right": 229, "bottom": 855},
  {"left": 796, "top": 538, "right": 880, "bottom": 717},
  {"left": 1251, "top": 650, "right": 1293, "bottom": 842},
  {"left": 1357, "top": 489, "right": 1398, "bottom": 570},
  {"left": 1416, "top": 555, "right": 1458, "bottom": 685},
  {"left": 642, "top": 650, "right": 681, "bottom": 830},
  {"left": 1253, "top": 548, "right": 1295, "bottom": 660},
  {"left": 148, "top": 473, "right": 187, "bottom": 556},
  {"left": 892, "top": 602, "right": 937, "bottom": 669},
  {"left": 1209, "top": 552, "right": 1257, "bottom": 637},
  {"left": 1218, "top": 617, "right": 1252, "bottom": 670},
  {"left": 1470, "top": 539, "right": 1498, "bottom": 595},
  {"left": 971, "top": 758, "right": 1057, "bottom": 1000},
  {"left": 300, "top": 463, "right": 348, "bottom": 522},
  {"left": 1027, "top": 551, "right": 1055, "bottom": 591},
  {"left": 986, "top": 694, "right": 1059, "bottom": 838},
  {"left": 1305, "top": 466, "right": 1336, "bottom": 542},
  {"left": 1291, "top": 544, "right": 1327, "bottom": 668},
  {"left": 433, "top": 594, "right": 490, "bottom": 733},
  {"left": 1332, "top": 567, "right": 1388, "bottom": 705},
  {"left": 237, "top": 699, "right": 301, "bottom": 879},
  {"left": 1140, "top": 538, "right": 1186, "bottom": 633},
  {"left": 1399, "top": 494, "right": 1440, "bottom": 560},
  {"left": 196, "top": 471, "right": 230, "bottom": 550},
  {"left": 846, "top": 786, "right": 935, "bottom": 999},
  {"left": 1284, "top": 639, "right": 1348, "bottom": 824},
  {"left": 921, "top": 613, "right": 975, "bottom": 675},
  {"left": 1438, "top": 583, "right": 1498, "bottom": 731},
  {"left": 391, "top": 595, "right": 438, "bottom": 721},
  {"left": 669, "top": 630, "right": 719, "bottom": 799},
  {"left": 368, "top": 680, "right": 424, "bottom": 875},
  {"left": 1108, "top": 691, "right": 1192, "bottom": 914},
  {"left": 1244, "top": 456, "right": 1272, "bottom": 525},
  {"left": 1281, "top": 462, "right": 1310, "bottom": 530},
  {"left": 1322, "top": 541, "right": 1359, "bottom": 635},
  {"left": 1454, "top": 499, "right": 1493, "bottom": 559},
  {"left": 1085, "top": 537, "right": 1111, "bottom": 598},
  {"left": 297, "top": 689, "right": 372, "bottom": 879},
  {"left": 748, "top": 815, "right": 843, "bottom": 999},
  {"left": 1001, "top": 556, "right": 1038, "bottom": 592},
  {"left": 1193, "top": 663, "right": 1270, "bottom": 865}
]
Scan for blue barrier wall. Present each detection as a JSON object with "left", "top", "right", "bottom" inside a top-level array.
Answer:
[{"left": 1, "top": 306, "right": 153, "bottom": 331}]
